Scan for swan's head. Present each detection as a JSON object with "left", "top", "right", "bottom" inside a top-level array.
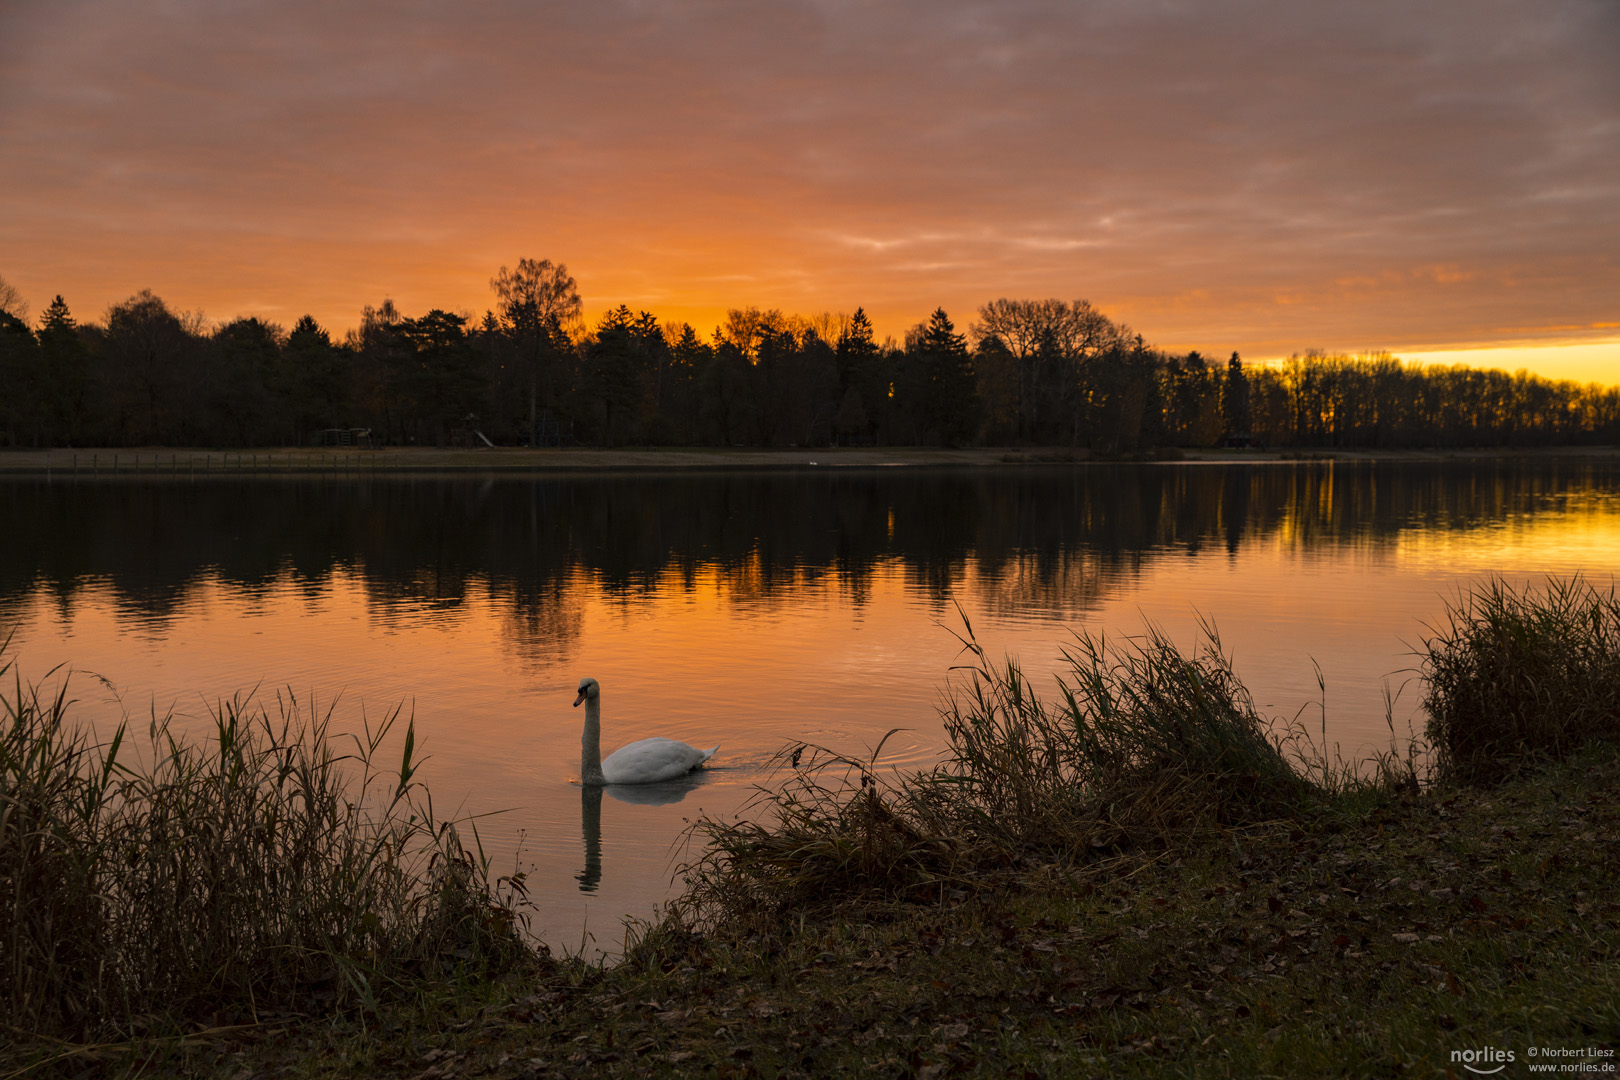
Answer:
[{"left": 573, "top": 677, "right": 600, "bottom": 708}]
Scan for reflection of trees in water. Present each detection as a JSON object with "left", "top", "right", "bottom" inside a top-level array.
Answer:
[
  {"left": 1, "top": 460, "right": 1617, "bottom": 646},
  {"left": 500, "top": 577, "right": 586, "bottom": 674},
  {"left": 0, "top": 587, "right": 34, "bottom": 638},
  {"left": 973, "top": 549, "right": 1127, "bottom": 622}
]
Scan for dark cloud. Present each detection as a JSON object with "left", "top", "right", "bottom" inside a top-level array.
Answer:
[{"left": 1, "top": 0, "right": 1616, "bottom": 361}]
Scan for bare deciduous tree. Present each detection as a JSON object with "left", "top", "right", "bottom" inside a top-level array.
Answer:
[
  {"left": 972, "top": 298, "right": 1127, "bottom": 442},
  {"left": 0, "top": 273, "right": 29, "bottom": 323},
  {"left": 490, "top": 259, "right": 582, "bottom": 440},
  {"left": 491, "top": 259, "right": 581, "bottom": 336}
]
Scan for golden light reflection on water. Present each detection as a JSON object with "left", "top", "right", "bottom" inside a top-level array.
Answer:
[
  {"left": 7, "top": 464, "right": 1620, "bottom": 957},
  {"left": 1392, "top": 500, "right": 1620, "bottom": 575}
]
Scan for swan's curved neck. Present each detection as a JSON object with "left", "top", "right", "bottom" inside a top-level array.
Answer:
[{"left": 581, "top": 694, "right": 606, "bottom": 785}]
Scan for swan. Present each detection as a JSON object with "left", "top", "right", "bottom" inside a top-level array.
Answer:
[{"left": 573, "top": 677, "right": 718, "bottom": 785}]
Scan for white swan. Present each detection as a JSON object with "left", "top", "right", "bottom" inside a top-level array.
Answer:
[{"left": 573, "top": 677, "right": 718, "bottom": 785}]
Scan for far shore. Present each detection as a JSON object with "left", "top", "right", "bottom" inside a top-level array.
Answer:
[{"left": 1, "top": 443, "right": 1617, "bottom": 476}]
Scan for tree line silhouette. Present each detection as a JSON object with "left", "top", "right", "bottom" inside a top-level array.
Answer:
[{"left": 1, "top": 262, "right": 1616, "bottom": 450}]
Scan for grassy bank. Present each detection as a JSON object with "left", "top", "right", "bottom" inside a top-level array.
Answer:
[
  {"left": 0, "top": 446, "right": 1021, "bottom": 477},
  {"left": 86, "top": 747, "right": 1616, "bottom": 1079},
  {"left": 2, "top": 444, "right": 1620, "bottom": 477},
  {"left": 4, "top": 581, "right": 1618, "bottom": 1077},
  {"left": 337, "top": 753, "right": 1618, "bottom": 1079}
]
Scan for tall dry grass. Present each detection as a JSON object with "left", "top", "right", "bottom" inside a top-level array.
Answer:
[
  {"left": 1422, "top": 576, "right": 1620, "bottom": 784},
  {"left": 687, "top": 578, "right": 1620, "bottom": 927},
  {"left": 681, "top": 615, "right": 1317, "bottom": 924},
  {"left": 942, "top": 616, "right": 1314, "bottom": 847},
  {"left": 1, "top": 650, "right": 538, "bottom": 1044}
]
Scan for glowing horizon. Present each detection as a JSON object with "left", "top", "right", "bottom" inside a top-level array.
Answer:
[{"left": 2, "top": 0, "right": 1616, "bottom": 383}]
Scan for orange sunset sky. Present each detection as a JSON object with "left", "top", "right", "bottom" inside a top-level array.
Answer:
[{"left": 2, "top": 0, "right": 1617, "bottom": 380}]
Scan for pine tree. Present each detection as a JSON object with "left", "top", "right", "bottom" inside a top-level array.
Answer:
[
  {"left": 34, "top": 295, "right": 88, "bottom": 444},
  {"left": 38, "top": 295, "right": 74, "bottom": 333},
  {"left": 584, "top": 306, "right": 648, "bottom": 445},
  {"left": 912, "top": 308, "right": 977, "bottom": 445},
  {"left": 283, "top": 315, "right": 349, "bottom": 435},
  {"left": 836, "top": 307, "right": 885, "bottom": 442},
  {"left": 1222, "top": 351, "right": 1250, "bottom": 442}
]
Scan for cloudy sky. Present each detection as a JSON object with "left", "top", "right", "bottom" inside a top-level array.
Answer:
[{"left": 2, "top": 0, "right": 1617, "bottom": 378}]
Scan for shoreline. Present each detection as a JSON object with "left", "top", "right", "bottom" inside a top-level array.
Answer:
[
  {"left": 4, "top": 580, "right": 1617, "bottom": 1077},
  {"left": 1, "top": 443, "right": 1618, "bottom": 477},
  {"left": 21, "top": 744, "right": 1609, "bottom": 1079}
]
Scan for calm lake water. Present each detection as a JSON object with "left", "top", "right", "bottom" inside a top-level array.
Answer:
[{"left": 5, "top": 460, "right": 1620, "bottom": 957}]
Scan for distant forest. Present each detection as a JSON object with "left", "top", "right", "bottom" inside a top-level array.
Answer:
[{"left": 2, "top": 260, "right": 1617, "bottom": 451}]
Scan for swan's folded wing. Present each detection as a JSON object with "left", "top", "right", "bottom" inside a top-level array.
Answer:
[{"left": 602, "top": 737, "right": 713, "bottom": 784}]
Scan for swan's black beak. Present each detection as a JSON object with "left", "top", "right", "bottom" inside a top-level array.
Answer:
[{"left": 573, "top": 690, "right": 586, "bottom": 707}]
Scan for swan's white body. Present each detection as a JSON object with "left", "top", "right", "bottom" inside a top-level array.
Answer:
[
  {"left": 574, "top": 677, "right": 718, "bottom": 785},
  {"left": 600, "top": 736, "right": 714, "bottom": 785}
]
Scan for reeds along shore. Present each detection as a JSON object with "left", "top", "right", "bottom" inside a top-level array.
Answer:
[
  {"left": 0, "top": 664, "right": 536, "bottom": 1045},
  {"left": 680, "top": 578, "right": 1619, "bottom": 926},
  {"left": 3, "top": 578, "right": 1617, "bottom": 1049},
  {"left": 679, "top": 617, "right": 1352, "bottom": 927},
  {"left": 1421, "top": 576, "right": 1620, "bottom": 783}
]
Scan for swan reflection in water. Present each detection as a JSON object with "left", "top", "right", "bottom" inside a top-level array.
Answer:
[
  {"left": 575, "top": 771, "right": 712, "bottom": 892},
  {"left": 571, "top": 677, "right": 718, "bottom": 892}
]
